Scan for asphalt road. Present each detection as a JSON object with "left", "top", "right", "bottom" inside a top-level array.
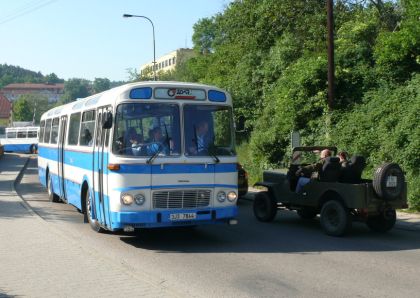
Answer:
[{"left": 16, "top": 157, "right": 420, "bottom": 298}]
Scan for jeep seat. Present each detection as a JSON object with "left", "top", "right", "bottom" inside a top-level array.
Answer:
[
  {"left": 319, "top": 157, "right": 341, "bottom": 182},
  {"left": 339, "top": 155, "right": 366, "bottom": 183}
]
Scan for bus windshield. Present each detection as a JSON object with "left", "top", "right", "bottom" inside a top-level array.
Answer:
[
  {"left": 184, "top": 104, "right": 235, "bottom": 157},
  {"left": 112, "top": 103, "right": 181, "bottom": 157}
]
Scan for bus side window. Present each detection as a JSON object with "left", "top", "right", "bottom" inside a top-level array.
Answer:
[
  {"left": 28, "top": 131, "right": 37, "bottom": 138},
  {"left": 38, "top": 120, "right": 45, "bottom": 142},
  {"left": 50, "top": 118, "right": 59, "bottom": 144},
  {"left": 68, "top": 113, "right": 81, "bottom": 145},
  {"left": 79, "top": 110, "right": 96, "bottom": 147},
  {"left": 6, "top": 131, "right": 16, "bottom": 139},
  {"left": 17, "top": 131, "right": 27, "bottom": 138},
  {"left": 44, "top": 119, "right": 52, "bottom": 143}
]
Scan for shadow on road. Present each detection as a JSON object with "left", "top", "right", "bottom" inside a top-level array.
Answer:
[
  {"left": 12, "top": 155, "right": 420, "bottom": 255},
  {"left": 120, "top": 199, "right": 420, "bottom": 254}
]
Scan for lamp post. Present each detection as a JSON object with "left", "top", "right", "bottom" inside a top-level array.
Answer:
[{"left": 123, "top": 13, "right": 156, "bottom": 81}]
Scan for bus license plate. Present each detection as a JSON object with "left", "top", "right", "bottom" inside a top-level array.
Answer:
[
  {"left": 386, "top": 176, "right": 397, "bottom": 187},
  {"left": 170, "top": 213, "right": 196, "bottom": 221}
]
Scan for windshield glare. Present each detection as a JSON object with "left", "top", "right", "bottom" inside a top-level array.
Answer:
[
  {"left": 113, "top": 103, "right": 180, "bottom": 157},
  {"left": 184, "top": 104, "right": 235, "bottom": 157}
]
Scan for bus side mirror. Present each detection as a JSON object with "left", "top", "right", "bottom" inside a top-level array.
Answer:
[
  {"left": 235, "top": 115, "right": 246, "bottom": 133},
  {"left": 102, "top": 112, "right": 113, "bottom": 129}
]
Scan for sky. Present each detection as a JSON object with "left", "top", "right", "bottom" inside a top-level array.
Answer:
[{"left": 0, "top": 0, "right": 232, "bottom": 82}]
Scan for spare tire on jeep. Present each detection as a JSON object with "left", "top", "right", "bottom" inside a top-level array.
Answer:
[{"left": 373, "top": 163, "right": 405, "bottom": 200}]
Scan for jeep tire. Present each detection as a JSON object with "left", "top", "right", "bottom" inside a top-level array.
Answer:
[
  {"left": 366, "top": 209, "right": 396, "bottom": 233},
  {"left": 320, "top": 200, "right": 351, "bottom": 236},
  {"left": 373, "top": 163, "right": 404, "bottom": 201},
  {"left": 253, "top": 191, "right": 277, "bottom": 222}
]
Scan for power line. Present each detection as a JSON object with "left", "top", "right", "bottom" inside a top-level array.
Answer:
[{"left": 0, "top": 0, "right": 58, "bottom": 26}]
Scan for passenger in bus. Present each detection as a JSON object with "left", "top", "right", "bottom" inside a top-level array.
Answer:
[
  {"left": 188, "top": 120, "right": 210, "bottom": 155},
  {"left": 126, "top": 128, "right": 144, "bottom": 155},
  {"left": 82, "top": 128, "right": 93, "bottom": 146},
  {"left": 147, "top": 127, "right": 172, "bottom": 155}
]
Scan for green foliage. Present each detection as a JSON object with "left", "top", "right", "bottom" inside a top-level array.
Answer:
[
  {"left": 0, "top": 64, "right": 45, "bottom": 88},
  {"left": 332, "top": 75, "right": 420, "bottom": 209},
  {"left": 13, "top": 94, "right": 54, "bottom": 124},
  {"left": 44, "top": 73, "right": 63, "bottom": 84},
  {"left": 192, "top": 17, "right": 217, "bottom": 54},
  {"left": 93, "top": 78, "right": 111, "bottom": 93},
  {"left": 179, "top": 0, "right": 419, "bottom": 208},
  {"left": 60, "top": 78, "right": 91, "bottom": 104},
  {"left": 12, "top": 98, "right": 33, "bottom": 122}
]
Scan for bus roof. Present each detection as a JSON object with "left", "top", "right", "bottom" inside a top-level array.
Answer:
[{"left": 40, "top": 81, "right": 232, "bottom": 121}]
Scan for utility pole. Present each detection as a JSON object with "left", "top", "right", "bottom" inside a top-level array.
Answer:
[{"left": 327, "top": 0, "right": 334, "bottom": 111}]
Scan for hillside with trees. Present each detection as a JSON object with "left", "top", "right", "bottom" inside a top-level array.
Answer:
[
  {"left": 154, "top": 0, "right": 420, "bottom": 209},
  {"left": 1, "top": 64, "right": 124, "bottom": 122}
]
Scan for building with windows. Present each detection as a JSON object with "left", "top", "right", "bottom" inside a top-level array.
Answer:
[
  {"left": 1, "top": 83, "right": 64, "bottom": 103},
  {"left": 139, "top": 48, "right": 194, "bottom": 78}
]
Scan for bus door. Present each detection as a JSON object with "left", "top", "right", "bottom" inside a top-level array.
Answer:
[
  {"left": 93, "top": 106, "right": 111, "bottom": 228},
  {"left": 58, "top": 116, "right": 67, "bottom": 200}
]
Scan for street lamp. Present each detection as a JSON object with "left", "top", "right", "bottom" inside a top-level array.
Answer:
[{"left": 123, "top": 13, "right": 157, "bottom": 81}]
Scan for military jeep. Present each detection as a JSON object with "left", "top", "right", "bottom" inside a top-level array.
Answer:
[{"left": 253, "top": 146, "right": 408, "bottom": 236}]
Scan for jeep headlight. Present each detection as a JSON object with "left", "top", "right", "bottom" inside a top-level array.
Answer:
[
  {"left": 227, "top": 191, "right": 237, "bottom": 202},
  {"left": 121, "top": 193, "right": 134, "bottom": 205},
  {"left": 217, "top": 191, "right": 226, "bottom": 202}
]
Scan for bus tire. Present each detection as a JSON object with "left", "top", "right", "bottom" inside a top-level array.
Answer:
[
  {"left": 47, "top": 173, "right": 60, "bottom": 203},
  {"left": 84, "top": 189, "right": 104, "bottom": 233}
]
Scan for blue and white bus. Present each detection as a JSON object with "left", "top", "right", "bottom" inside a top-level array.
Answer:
[
  {"left": 0, "top": 126, "right": 39, "bottom": 153},
  {"left": 38, "top": 82, "right": 238, "bottom": 232}
]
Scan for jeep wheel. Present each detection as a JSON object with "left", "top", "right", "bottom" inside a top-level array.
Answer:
[
  {"left": 297, "top": 207, "right": 318, "bottom": 220},
  {"left": 320, "top": 200, "right": 351, "bottom": 236},
  {"left": 366, "top": 209, "right": 396, "bottom": 233},
  {"left": 373, "top": 163, "right": 405, "bottom": 201},
  {"left": 253, "top": 192, "right": 277, "bottom": 222}
]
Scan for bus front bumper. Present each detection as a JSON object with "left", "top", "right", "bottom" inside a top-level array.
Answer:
[{"left": 109, "top": 206, "right": 238, "bottom": 230}]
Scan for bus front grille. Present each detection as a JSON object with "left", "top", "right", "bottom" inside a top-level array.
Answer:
[{"left": 153, "top": 189, "right": 211, "bottom": 209}]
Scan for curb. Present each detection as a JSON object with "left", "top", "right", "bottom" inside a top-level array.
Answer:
[{"left": 12, "top": 156, "right": 40, "bottom": 218}]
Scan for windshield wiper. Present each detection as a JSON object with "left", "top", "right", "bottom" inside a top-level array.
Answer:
[
  {"left": 146, "top": 144, "right": 163, "bottom": 164},
  {"left": 208, "top": 141, "right": 220, "bottom": 163}
]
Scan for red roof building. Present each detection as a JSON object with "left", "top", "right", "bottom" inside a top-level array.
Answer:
[
  {"left": 1, "top": 83, "right": 64, "bottom": 103},
  {"left": 0, "top": 93, "right": 12, "bottom": 126}
]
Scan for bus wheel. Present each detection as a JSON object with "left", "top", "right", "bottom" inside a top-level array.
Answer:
[
  {"left": 29, "top": 144, "right": 35, "bottom": 154},
  {"left": 47, "top": 174, "right": 60, "bottom": 203},
  {"left": 84, "top": 190, "right": 104, "bottom": 233}
]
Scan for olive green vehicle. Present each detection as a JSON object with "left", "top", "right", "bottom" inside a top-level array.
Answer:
[{"left": 253, "top": 146, "right": 408, "bottom": 236}]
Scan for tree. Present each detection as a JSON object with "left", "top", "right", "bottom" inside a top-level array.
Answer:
[
  {"left": 60, "top": 78, "right": 91, "bottom": 104},
  {"left": 12, "top": 94, "right": 51, "bottom": 123},
  {"left": 93, "top": 78, "right": 110, "bottom": 93},
  {"left": 12, "top": 98, "right": 33, "bottom": 122},
  {"left": 44, "top": 73, "right": 62, "bottom": 84},
  {"left": 192, "top": 17, "right": 217, "bottom": 54}
]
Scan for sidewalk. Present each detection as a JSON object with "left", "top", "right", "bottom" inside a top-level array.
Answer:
[
  {"left": 0, "top": 153, "right": 174, "bottom": 298},
  {"left": 245, "top": 187, "right": 420, "bottom": 232}
]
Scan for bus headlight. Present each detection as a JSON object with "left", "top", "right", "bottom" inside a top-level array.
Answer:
[
  {"left": 227, "top": 191, "right": 237, "bottom": 202},
  {"left": 217, "top": 191, "right": 226, "bottom": 202},
  {"left": 121, "top": 193, "right": 134, "bottom": 205},
  {"left": 134, "top": 194, "right": 145, "bottom": 205}
]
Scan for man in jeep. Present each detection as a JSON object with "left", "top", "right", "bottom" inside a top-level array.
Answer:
[{"left": 295, "top": 149, "right": 331, "bottom": 193}]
